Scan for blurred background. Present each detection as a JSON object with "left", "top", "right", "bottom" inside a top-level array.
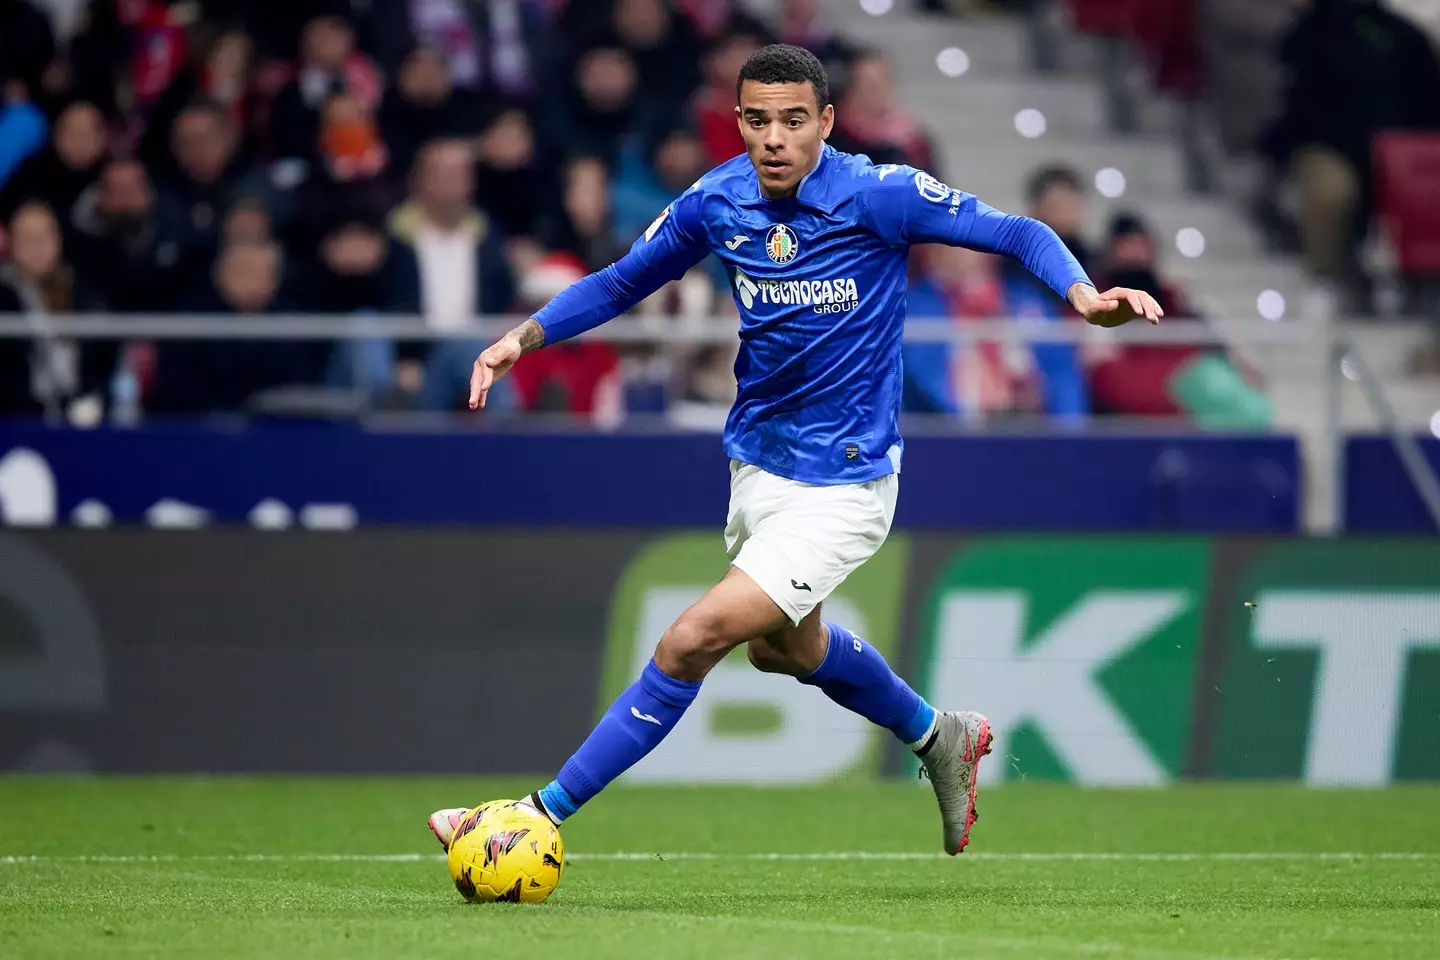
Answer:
[{"left": 0, "top": 0, "right": 1435, "bottom": 785}]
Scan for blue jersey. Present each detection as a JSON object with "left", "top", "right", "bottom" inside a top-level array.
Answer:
[{"left": 534, "top": 144, "right": 1092, "bottom": 484}]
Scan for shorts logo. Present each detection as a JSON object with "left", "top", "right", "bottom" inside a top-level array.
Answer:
[{"left": 765, "top": 224, "right": 798, "bottom": 264}]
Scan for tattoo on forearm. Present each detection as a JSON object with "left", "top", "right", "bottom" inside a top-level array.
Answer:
[
  {"left": 512, "top": 318, "right": 545, "bottom": 354},
  {"left": 1066, "top": 282, "right": 1095, "bottom": 307}
]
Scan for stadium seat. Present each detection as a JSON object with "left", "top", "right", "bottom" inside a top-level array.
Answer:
[
  {"left": 1373, "top": 131, "right": 1440, "bottom": 276},
  {"left": 1068, "top": 0, "right": 1203, "bottom": 95},
  {"left": 1067, "top": 0, "right": 1140, "bottom": 36}
]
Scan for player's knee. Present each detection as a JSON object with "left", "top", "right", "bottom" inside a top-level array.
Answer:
[{"left": 655, "top": 612, "right": 735, "bottom": 680}]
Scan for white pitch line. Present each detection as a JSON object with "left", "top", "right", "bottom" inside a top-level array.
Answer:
[{"left": 1, "top": 851, "right": 1437, "bottom": 866}]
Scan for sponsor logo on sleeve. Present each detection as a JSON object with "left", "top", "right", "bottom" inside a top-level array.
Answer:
[{"left": 914, "top": 172, "right": 954, "bottom": 204}]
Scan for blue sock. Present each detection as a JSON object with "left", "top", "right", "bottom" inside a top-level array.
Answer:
[
  {"left": 801, "top": 621, "right": 936, "bottom": 748},
  {"left": 538, "top": 659, "right": 700, "bottom": 824}
]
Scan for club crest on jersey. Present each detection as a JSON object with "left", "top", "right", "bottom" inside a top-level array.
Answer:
[{"left": 764, "top": 224, "right": 798, "bottom": 264}]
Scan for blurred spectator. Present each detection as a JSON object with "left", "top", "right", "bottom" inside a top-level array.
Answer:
[
  {"left": 202, "top": 0, "right": 368, "bottom": 62},
  {"left": 549, "top": 47, "right": 648, "bottom": 169},
  {"left": 0, "top": 200, "right": 110, "bottom": 420},
  {"left": 613, "top": 126, "right": 708, "bottom": 241},
  {"left": 1000, "top": 165, "right": 1093, "bottom": 419},
  {"left": 160, "top": 100, "right": 270, "bottom": 244},
  {"left": 1021, "top": 164, "right": 1095, "bottom": 271},
  {"left": 1262, "top": 0, "right": 1440, "bottom": 293},
  {"left": 364, "top": 0, "right": 544, "bottom": 101},
  {"left": 674, "top": 0, "right": 773, "bottom": 44},
  {"left": 56, "top": 0, "right": 172, "bottom": 121},
  {"left": 473, "top": 106, "right": 550, "bottom": 239},
  {"left": 597, "top": 0, "right": 703, "bottom": 113},
  {"left": 1088, "top": 213, "right": 1272, "bottom": 428},
  {"left": 379, "top": 46, "right": 482, "bottom": 177},
  {"left": 151, "top": 239, "right": 322, "bottom": 413},
  {"left": 139, "top": 27, "right": 257, "bottom": 177},
  {"left": 69, "top": 159, "right": 193, "bottom": 312},
  {"left": 220, "top": 196, "right": 272, "bottom": 246},
  {"left": 304, "top": 217, "right": 420, "bottom": 315},
  {"left": 693, "top": 30, "right": 761, "bottom": 166},
  {"left": 1197, "top": 0, "right": 1295, "bottom": 157},
  {"left": 0, "top": 100, "right": 108, "bottom": 224},
  {"left": 507, "top": 251, "right": 623, "bottom": 421},
  {"left": 0, "top": 83, "right": 49, "bottom": 192},
  {"left": 774, "top": 0, "right": 854, "bottom": 70},
  {"left": 827, "top": 51, "right": 936, "bottom": 171},
  {"left": 269, "top": 13, "right": 383, "bottom": 165},
  {"left": 903, "top": 245, "right": 1037, "bottom": 417},
  {"left": 388, "top": 138, "right": 514, "bottom": 410},
  {"left": 306, "top": 216, "right": 423, "bottom": 403},
  {"left": 545, "top": 156, "right": 629, "bottom": 271},
  {"left": 0, "top": 0, "right": 57, "bottom": 92},
  {"left": 290, "top": 91, "right": 403, "bottom": 256}
]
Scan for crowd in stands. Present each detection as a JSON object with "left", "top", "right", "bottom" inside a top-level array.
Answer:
[
  {"left": 0, "top": 0, "right": 1267, "bottom": 427},
  {"left": 1069, "top": 0, "right": 1440, "bottom": 336}
]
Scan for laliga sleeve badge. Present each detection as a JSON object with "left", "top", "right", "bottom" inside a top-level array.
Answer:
[{"left": 644, "top": 206, "right": 670, "bottom": 242}]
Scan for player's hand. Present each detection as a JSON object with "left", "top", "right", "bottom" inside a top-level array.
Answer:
[
  {"left": 468, "top": 333, "right": 523, "bottom": 409},
  {"left": 1069, "top": 284, "right": 1164, "bottom": 328}
]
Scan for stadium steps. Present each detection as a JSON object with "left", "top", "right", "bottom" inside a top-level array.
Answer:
[
  {"left": 823, "top": 8, "right": 1286, "bottom": 320},
  {"left": 815, "top": 4, "right": 1356, "bottom": 528}
]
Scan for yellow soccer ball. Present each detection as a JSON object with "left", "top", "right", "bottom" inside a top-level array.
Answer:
[{"left": 447, "top": 800, "right": 564, "bottom": 904}]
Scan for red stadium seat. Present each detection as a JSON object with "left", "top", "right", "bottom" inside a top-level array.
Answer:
[
  {"left": 1067, "top": 0, "right": 1139, "bottom": 36},
  {"left": 1068, "top": 0, "right": 1203, "bottom": 95},
  {"left": 1374, "top": 132, "right": 1440, "bottom": 275}
]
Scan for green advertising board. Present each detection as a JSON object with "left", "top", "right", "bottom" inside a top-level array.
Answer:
[
  {"left": 1210, "top": 540, "right": 1440, "bottom": 784},
  {"left": 596, "top": 533, "right": 1440, "bottom": 786},
  {"left": 913, "top": 537, "right": 1210, "bottom": 784}
]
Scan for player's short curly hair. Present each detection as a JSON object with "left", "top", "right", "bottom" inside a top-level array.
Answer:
[{"left": 736, "top": 44, "right": 830, "bottom": 110}]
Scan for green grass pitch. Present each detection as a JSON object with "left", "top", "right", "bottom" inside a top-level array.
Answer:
[{"left": 2, "top": 778, "right": 1437, "bottom": 958}]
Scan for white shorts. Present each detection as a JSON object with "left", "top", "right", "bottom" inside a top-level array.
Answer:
[{"left": 724, "top": 460, "right": 899, "bottom": 626}]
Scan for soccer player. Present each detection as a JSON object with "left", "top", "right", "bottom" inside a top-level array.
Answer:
[{"left": 431, "top": 45, "right": 1161, "bottom": 855}]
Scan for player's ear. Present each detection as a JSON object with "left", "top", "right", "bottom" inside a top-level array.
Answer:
[{"left": 819, "top": 103, "right": 834, "bottom": 140}]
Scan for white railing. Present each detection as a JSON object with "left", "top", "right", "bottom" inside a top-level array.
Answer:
[
  {"left": 0, "top": 314, "right": 1324, "bottom": 345},
  {"left": 1, "top": 312, "right": 1435, "bottom": 532}
]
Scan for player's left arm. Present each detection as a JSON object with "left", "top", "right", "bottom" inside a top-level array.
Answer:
[{"left": 864, "top": 169, "right": 1163, "bottom": 328}]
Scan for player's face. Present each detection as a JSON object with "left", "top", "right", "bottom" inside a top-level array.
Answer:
[{"left": 735, "top": 80, "right": 833, "bottom": 199}]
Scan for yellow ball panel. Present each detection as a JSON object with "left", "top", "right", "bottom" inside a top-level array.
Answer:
[{"left": 447, "top": 800, "right": 564, "bottom": 904}]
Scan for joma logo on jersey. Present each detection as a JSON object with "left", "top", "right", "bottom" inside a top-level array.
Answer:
[{"left": 734, "top": 269, "right": 860, "bottom": 314}]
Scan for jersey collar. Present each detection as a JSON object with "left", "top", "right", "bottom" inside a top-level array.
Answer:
[{"left": 739, "top": 143, "right": 833, "bottom": 207}]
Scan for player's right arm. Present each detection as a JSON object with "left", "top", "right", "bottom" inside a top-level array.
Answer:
[
  {"left": 469, "top": 189, "right": 709, "bottom": 409},
  {"left": 859, "top": 166, "right": 1162, "bottom": 328}
]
